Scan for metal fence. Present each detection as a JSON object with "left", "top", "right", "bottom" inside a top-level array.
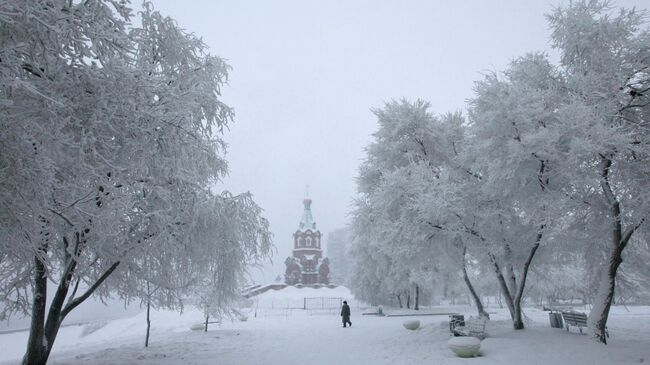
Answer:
[{"left": 303, "top": 297, "right": 343, "bottom": 310}]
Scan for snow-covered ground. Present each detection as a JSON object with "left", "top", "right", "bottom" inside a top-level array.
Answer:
[{"left": 2, "top": 292, "right": 649, "bottom": 365}]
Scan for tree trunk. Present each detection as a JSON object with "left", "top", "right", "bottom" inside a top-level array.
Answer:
[
  {"left": 504, "top": 244, "right": 518, "bottom": 296},
  {"left": 461, "top": 247, "right": 489, "bottom": 319},
  {"left": 506, "top": 265, "right": 517, "bottom": 298},
  {"left": 414, "top": 285, "right": 419, "bottom": 311},
  {"left": 588, "top": 156, "right": 642, "bottom": 344},
  {"left": 204, "top": 315, "right": 210, "bottom": 332},
  {"left": 42, "top": 258, "right": 78, "bottom": 361},
  {"left": 22, "top": 251, "right": 48, "bottom": 365},
  {"left": 511, "top": 302, "right": 524, "bottom": 329},
  {"left": 406, "top": 291, "right": 411, "bottom": 309},
  {"left": 490, "top": 254, "right": 516, "bottom": 320},
  {"left": 511, "top": 230, "right": 543, "bottom": 330},
  {"left": 462, "top": 227, "right": 518, "bottom": 326},
  {"left": 588, "top": 230, "right": 625, "bottom": 344},
  {"left": 396, "top": 294, "right": 402, "bottom": 308},
  {"left": 22, "top": 254, "right": 120, "bottom": 365},
  {"left": 145, "top": 300, "right": 151, "bottom": 347},
  {"left": 490, "top": 234, "right": 543, "bottom": 331}
]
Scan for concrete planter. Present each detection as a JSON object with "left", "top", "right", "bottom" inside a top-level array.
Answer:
[
  {"left": 190, "top": 323, "right": 205, "bottom": 331},
  {"left": 403, "top": 320, "right": 420, "bottom": 330},
  {"left": 448, "top": 336, "right": 481, "bottom": 358}
]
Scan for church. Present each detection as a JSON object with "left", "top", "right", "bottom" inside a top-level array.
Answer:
[{"left": 284, "top": 197, "right": 330, "bottom": 285}]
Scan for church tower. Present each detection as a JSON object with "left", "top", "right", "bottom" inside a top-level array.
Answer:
[{"left": 284, "top": 197, "right": 330, "bottom": 285}]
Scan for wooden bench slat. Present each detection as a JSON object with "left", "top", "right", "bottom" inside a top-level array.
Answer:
[{"left": 560, "top": 311, "right": 588, "bottom": 334}]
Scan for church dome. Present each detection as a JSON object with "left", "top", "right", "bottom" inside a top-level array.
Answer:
[{"left": 298, "top": 197, "right": 316, "bottom": 231}]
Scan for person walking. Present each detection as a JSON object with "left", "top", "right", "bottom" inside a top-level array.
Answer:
[{"left": 341, "top": 301, "right": 352, "bottom": 327}]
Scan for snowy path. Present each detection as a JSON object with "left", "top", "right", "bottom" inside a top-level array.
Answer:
[{"left": 2, "top": 306, "right": 650, "bottom": 364}]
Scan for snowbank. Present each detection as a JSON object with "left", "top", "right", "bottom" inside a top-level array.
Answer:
[{"left": 251, "top": 285, "right": 354, "bottom": 309}]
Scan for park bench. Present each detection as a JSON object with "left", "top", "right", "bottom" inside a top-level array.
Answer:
[
  {"left": 560, "top": 311, "right": 587, "bottom": 333},
  {"left": 451, "top": 316, "right": 488, "bottom": 340},
  {"left": 449, "top": 314, "right": 465, "bottom": 332},
  {"left": 560, "top": 310, "right": 608, "bottom": 337}
]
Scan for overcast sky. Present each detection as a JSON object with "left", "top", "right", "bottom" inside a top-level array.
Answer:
[{"left": 152, "top": 0, "right": 648, "bottom": 283}]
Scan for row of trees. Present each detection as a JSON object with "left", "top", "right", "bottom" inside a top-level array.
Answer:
[
  {"left": 0, "top": 1, "right": 272, "bottom": 364},
  {"left": 350, "top": 0, "right": 649, "bottom": 344}
]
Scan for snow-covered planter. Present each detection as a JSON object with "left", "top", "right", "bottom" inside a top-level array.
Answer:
[
  {"left": 238, "top": 315, "right": 248, "bottom": 322},
  {"left": 448, "top": 336, "right": 481, "bottom": 358},
  {"left": 403, "top": 320, "right": 420, "bottom": 330},
  {"left": 190, "top": 323, "right": 205, "bottom": 331}
]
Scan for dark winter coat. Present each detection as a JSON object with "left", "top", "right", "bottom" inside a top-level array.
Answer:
[{"left": 341, "top": 303, "right": 351, "bottom": 321}]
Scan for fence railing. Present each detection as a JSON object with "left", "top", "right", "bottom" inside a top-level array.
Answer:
[{"left": 303, "top": 297, "right": 343, "bottom": 310}]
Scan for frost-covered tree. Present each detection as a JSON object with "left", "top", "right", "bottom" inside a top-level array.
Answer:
[
  {"left": 351, "top": 100, "right": 489, "bottom": 315},
  {"left": 402, "top": 135, "right": 493, "bottom": 317},
  {"left": 350, "top": 0, "right": 649, "bottom": 341},
  {"left": 191, "top": 192, "right": 272, "bottom": 331},
  {"left": 547, "top": 0, "right": 650, "bottom": 343},
  {"left": 348, "top": 199, "right": 396, "bottom": 306},
  {"left": 461, "top": 53, "right": 568, "bottom": 329},
  {"left": 0, "top": 1, "right": 271, "bottom": 363}
]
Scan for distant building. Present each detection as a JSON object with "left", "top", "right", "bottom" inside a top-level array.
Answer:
[
  {"left": 284, "top": 197, "right": 330, "bottom": 285},
  {"left": 326, "top": 227, "right": 353, "bottom": 285}
]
